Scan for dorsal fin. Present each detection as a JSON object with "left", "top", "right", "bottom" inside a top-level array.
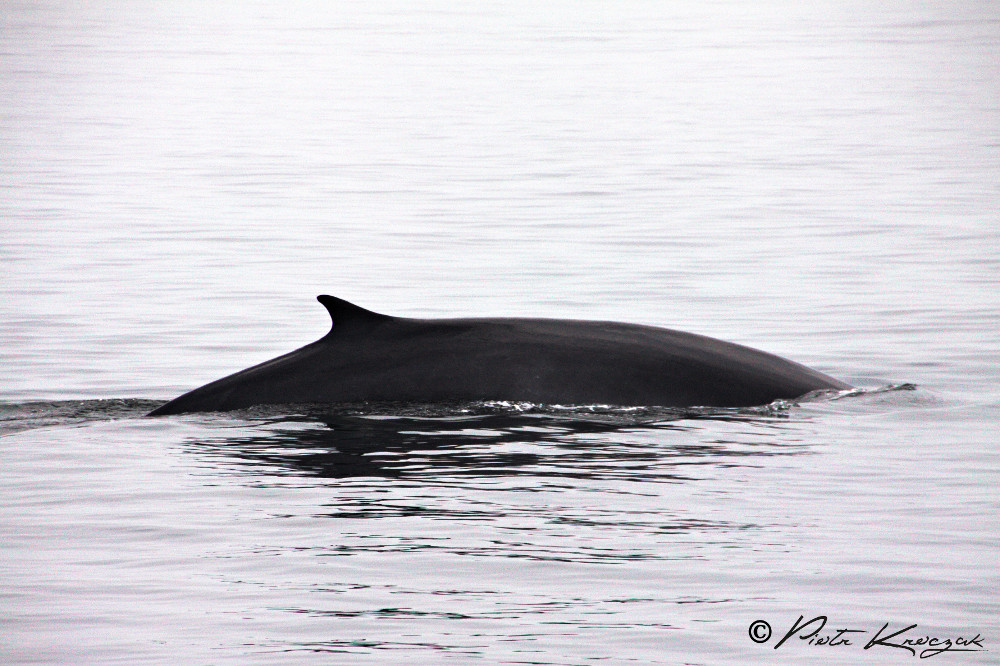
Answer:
[{"left": 317, "top": 295, "right": 390, "bottom": 333}]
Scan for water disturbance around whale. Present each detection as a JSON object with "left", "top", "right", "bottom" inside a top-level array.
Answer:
[{"left": 147, "top": 295, "right": 851, "bottom": 416}]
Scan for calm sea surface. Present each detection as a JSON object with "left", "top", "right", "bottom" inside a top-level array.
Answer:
[{"left": 2, "top": 1, "right": 998, "bottom": 663}]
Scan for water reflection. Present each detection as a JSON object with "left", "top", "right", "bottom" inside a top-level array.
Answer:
[{"left": 185, "top": 403, "right": 806, "bottom": 482}]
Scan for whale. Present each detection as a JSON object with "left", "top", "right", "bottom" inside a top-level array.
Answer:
[{"left": 147, "top": 295, "right": 851, "bottom": 416}]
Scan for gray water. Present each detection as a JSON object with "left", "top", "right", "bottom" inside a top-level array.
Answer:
[{"left": 2, "top": 1, "right": 998, "bottom": 663}]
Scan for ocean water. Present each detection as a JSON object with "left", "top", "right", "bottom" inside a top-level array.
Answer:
[{"left": 2, "top": 1, "right": 998, "bottom": 663}]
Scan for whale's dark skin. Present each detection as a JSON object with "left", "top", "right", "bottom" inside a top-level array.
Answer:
[{"left": 147, "top": 295, "right": 851, "bottom": 416}]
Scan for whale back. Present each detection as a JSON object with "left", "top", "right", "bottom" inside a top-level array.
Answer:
[{"left": 148, "top": 296, "right": 851, "bottom": 415}]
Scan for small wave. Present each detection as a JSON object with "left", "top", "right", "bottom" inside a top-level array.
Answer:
[
  {"left": 225, "top": 398, "right": 803, "bottom": 427},
  {"left": 0, "top": 398, "right": 159, "bottom": 435},
  {"left": 4, "top": 386, "right": 905, "bottom": 435},
  {"left": 827, "top": 383, "right": 917, "bottom": 400}
]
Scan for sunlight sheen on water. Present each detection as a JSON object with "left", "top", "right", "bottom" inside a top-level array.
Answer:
[{"left": 1, "top": 1, "right": 998, "bottom": 663}]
